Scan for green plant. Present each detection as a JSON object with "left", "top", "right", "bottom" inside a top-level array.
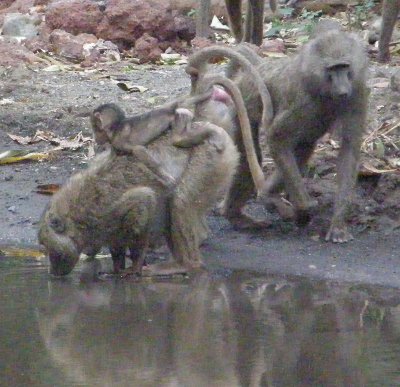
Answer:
[
  {"left": 299, "top": 9, "right": 322, "bottom": 21},
  {"left": 353, "top": 0, "right": 375, "bottom": 26},
  {"left": 187, "top": 8, "right": 196, "bottom": 18}
]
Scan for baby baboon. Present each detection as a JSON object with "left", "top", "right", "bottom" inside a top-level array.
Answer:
[
  {"left": 91, "top": 91, "right": 214, "bottom": 151},
  {"left": 188, "top": 21, "right": 369, "bottom": 243},
  {"left": 39, "top": 97, "right": 240, "bottom": 277},
  {"left": 378, "top": 0, "right": 400, "bottom": 63},
  {"left": 196, "top": 0, "right": 277, "bottom": 45},
  {"left": 91, "top": 91, "right": 214, "bottom": 188}
]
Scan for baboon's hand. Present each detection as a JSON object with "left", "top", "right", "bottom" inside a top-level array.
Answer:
[{"left": 325, "top": 225, "right": 354, "bottom": 243}]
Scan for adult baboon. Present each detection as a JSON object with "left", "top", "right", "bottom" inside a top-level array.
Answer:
[
  {"left": 378, "top": 0, "right": 400, "bottom": 63},
  {"left": 38, "top": 95, "right": 242, "bottom": 277},
  {"left": 188, "top": 21, "right": 369, "bottom": 243},
  {"left": 196, "top": 0, "right": 277, "bottom": 45}
]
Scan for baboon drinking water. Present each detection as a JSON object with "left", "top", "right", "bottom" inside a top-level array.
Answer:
[
  {"left": 188, "top": 21, "right": 369, "bottom": 243},
  {"left": 39, "top": 94, "right": 241, "bottom": 277}
]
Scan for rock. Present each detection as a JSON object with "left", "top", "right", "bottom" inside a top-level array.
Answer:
[
  {"left": 0, "top": 1, "right": 15, "bottom": 11},
  {"left": 0, "top": 39, "right": 40, "bottom": 65},
  {"left": 390, "top": 69, "right": 400, "bottom": 93},
  {"left": 46, "top": 0, "right": 103, "bottom": 35},
  {"left": 24, "top": 22, "right": 51, "bottom": 52},
  {"left": 97, "top": 0, "right": 178, "bottom": 48},
  {"left": 133, "top": 33, "right": 162, "bottom": 63},
  {"left": 0, "top": 0, "right": 35, "bottom": 14},
  {"left": 7, "top": 206, "right": 16, "bottom": 213},
  {"left": 168, "top": 0, "right": 227, "bottom": 18},
  {"left": 34, "top": 0, "right": 54, "bottom": 5},
  {"left": 173, "top": 14, "right": 195, "bottom": 42},
  {"left": 260, "top": 39, "right": 285, "bottom": 54},
  {"left": 49, "top": 29, "right": 97, "bottom": 61},
  {"left": 367, "top": 17, "right": 381, "bottom": 45},
  {"left": 2, "top": 12, "right": 41, "bottom": 39},
  {"left": 190, "top": 36, "right": 215, "bottom": 50},
  {"left": 81, "top": 39, "right": 120, "bottom": 66}
]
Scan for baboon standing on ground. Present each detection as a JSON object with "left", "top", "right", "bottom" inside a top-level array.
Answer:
[
  {"left": 196, "top": 0, "right": 277, "bottom": 45},
  {"left": 378, "top": 0, "right": 400, "bottom": 63},
  {"left": 188, "top": 21, "right": 369, "bottom": 243}
]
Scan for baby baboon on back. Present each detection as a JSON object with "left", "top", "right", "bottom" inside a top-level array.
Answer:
[
  {"left": 187, "top": 21, "right": 369, "bottom": 243},
  {"left": 91, "top": 91, "right": 214, "bottom": 188},
  {"left": 39, "top": 90, "right": 241, "bottom": 277}
]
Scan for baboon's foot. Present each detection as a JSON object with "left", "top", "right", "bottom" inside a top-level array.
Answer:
[
  {"left": 118, "top": 266, "right": 143, "bottom": 278},
  {"left": 325, "top": 225, "right": 353, "bottom": 243},
  {"left": 295, "top": 199, "right": 318, "bottom": 227},
  {"left": 377, "top": 51, "right": 390, "bottom": 64},
  {"left": 142, "top": 262, "right": 188, "bottom": 277},
  {"left": 228, "top": 213, "right": 271, "bottom": 230},
  {"left": 263, "top": 197, "right": 295, "bottom": 221}
]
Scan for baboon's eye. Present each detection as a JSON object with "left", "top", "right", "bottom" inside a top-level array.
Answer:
[
  {"left": 49, "top": 216, "right": 65, "bottom": 233},
  {"left": 347, "top": 71, "right": 353, "bottom": 80},
  {"left": 327, "top": 73, "right": 333, "bottom": 83}
]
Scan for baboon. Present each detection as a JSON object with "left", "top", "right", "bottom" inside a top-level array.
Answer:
[
  {"left": 90, "top": 91, "right": 214, "bottom": 188},
  {"left": 196, "top": 0, "right": 277, "bottom": 45},
  {"left": 93, "top": 68, "right": 271, "bottom": 197},
  {"left": 91, "top": 91, "right": 214, "bottom": 152},
  {"left": 188, "top": 21, "right": 369, "bottom": 242},
  {"left": 39, "top": 100, "right": 240, "bottom": 277},
  {"left": 378, "top": 0, "right": 400, "bottom": 63}
]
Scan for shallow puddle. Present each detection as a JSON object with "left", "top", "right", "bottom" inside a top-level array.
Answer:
[{"left": 1, "top": 251, "right": 400, "bottom": 386}]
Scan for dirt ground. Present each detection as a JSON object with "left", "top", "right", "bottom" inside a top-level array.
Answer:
[{"left": 0, "top": 48, "right": 400, "bottom": 287}]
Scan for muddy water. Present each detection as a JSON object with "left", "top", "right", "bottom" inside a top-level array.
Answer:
[{"left": 1, "top": 254, "right": 400, "bottom": 387}]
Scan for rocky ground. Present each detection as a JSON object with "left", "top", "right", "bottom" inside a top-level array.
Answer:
[{"left": 0, "top": 0, "right": 400, "bottom": 286}]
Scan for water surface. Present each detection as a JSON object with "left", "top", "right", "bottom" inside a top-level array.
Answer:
[{"left": 1, "top": 253, "right": 400, "bottom": 386}]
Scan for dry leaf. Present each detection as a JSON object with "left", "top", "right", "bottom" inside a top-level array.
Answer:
[
  {"left": 0, "top": 246, "right": 45, "bottom": 260},
  {"left": 360, "top": 162, "right": 398, "bottom": 175},
  {"left": 0, "top": 150, "right": 50, "bottom": 165},
  {"left": 35, "top": 184, "right": 61, "bottom": 195},
  {"left": 116, "top": 82, "right": 148, "bottom": 93},
  {"left": 7, "top": 133, "right": 43, "bottom": 145}
]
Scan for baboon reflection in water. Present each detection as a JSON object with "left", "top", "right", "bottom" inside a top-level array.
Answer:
[{"left": 37, "top": 270, "right": 400, "bottom": 386}]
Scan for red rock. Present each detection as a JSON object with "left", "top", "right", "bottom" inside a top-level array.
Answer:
[
  {"left": 133, "top": 33, "right": 162, "bottom": 63},
  {"left": 0, "top": 39, "right": 40, "bottom": 65},
  {"left": 34, "top": 0, "right": 53, "bottom": 5},
  {"left": 168, "top": 0, "right": 227, "bottom": 18},
  {"left": 46, "top": 0, "right": 103, "bottom": 35},
  {"left": 0, "top": 0, "right": 34, "bottom": 14},
  {"left": 190, "top": 36, "right": 215, "bottom": 50},
  {"left": 173, "top": 14, "right": 195, "bottom": 43},
  {"left": 260, "top": 39, "right": 285, "bottom": 53},
  {"left": 49, "top": 29, "right": 97, "bottom": 60},
  {"left": 0, "top": 0, "right": 15, "bottom": 11},
  {"left": 97, "top": 0, "right": 177, "bottom": 48}
]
